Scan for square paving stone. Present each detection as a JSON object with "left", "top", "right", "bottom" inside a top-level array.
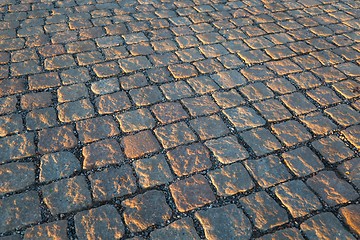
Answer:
[
  {"left": 0, "top": 132, "right": 35, "bottom": 162},
  {"left": 338, "top": 158, "right": 360, "bottom": 189},
  {"left": 167, "top": 143, "right": 212, "bottom": 177},
  {"left": 91, "top": 78, "right": 120, "bottom": 95},
  {"left": 190, "top": 114, "right": 229, "bottom": 140},
  {"left": 82, "top": 139, "right": 124, "bottom": 170},
  {"left": 241, "top": 65, "right": 275, "bottom": 81},
  {"left": 116, "top": 109, "right": 155, "bottom": 133},
  {"left": 0, "top": 77, "right": 27, "bottom": 97},
  {"left": 272, "top": 120, "right": 312, "bottom": 146},
  {"left": 26, "top": 107, "right": 58, "bottom": 130},
  {"left": 154, "top": 122, "right": 197, "bottom": 149},
  {"left": 150, "top": 217, "right": 200, "bottom": 240},
  {"left": 119, "top": 56, "right": 152, "bottom": 73},
  {"left": 93, "top": 61, "right": 121, "bottom": 78},
  {"left": 339, "top": 204, "right": 360, "bottom": 236},
  {"left": 0, "top": 162, "right": 35, "bottom": 194},
  {"left": 60, "top": 67, "right": 91, "bottom": 85},
  {"left": 301, "top": 212, "right": 355, "bottom": 240},
  {"left": 57, "top": 84, "right": 89, "bottom": 103},
  {"left": 160, "top": 81, "right": 194, "bottom": 101},
  {"left": 325, "top": 104, "right": 360, "bottom": 127},
  {"left": 307, "top": 171, "right": 359, "bottom": 206},
  {"left": 57, "top": 99, "right": 95, "bottom": 123},
  {"left": 170, "top": 174, "right": 216, "bottom": 212},
  {"left": 273, "top": 180, "right": 322, "bottom": 218},
  {"left": 223, "top": 106, "right": 266, "bottom": 131},
  {"left": 195, "top": 204, "right": 252, "bottom": 240},
  {"left": 119, "top": 72, "right": 147, "bottom": 90},
  {"left": 240, "top": 82, "right": 274, "bottom": 101},
  {"left": 122, "top": 190, "right": 172, "bottom": 232},
  {"left": 44, "top": 54, "right": 76, "bottom": 70},
  {"left": 11, "top": 60, "right": 42, "bottom": 76},
  {"left": 42, "top": 176, "right": 92, "bottom": 215},
  {"left": 38, "top": 125, "right": 77, "bottom": 153},
  {"left": 210, "top": 70, "right": 247, "bottom": 89},
  {"left": 208, "top": 162, "right": 254, "bottom": 196},
  {"left": 256, "top": 228, "right": 305, "bottom": 240},
  {"left": 241, "top": 128, "right": 282, "bottom": 156},
  {"left": 187, "top": 76, "right": 220, "bottom": 94},
  {"left": 39, "top": 151, "right": 81, "bottom": 182},
  {"left": 75, "top": 205, "right": 125, "bottom": 240},
  {"left": 205, "top": 135, "right": 249, "bottom": 164},
  {"left": 212, "top": 89, "right": 245, "bottom": 109},
  {"left": 299, "top": 112, "right": 337, "bottom": 135},
  {"left": 333, "top": 79, "right": 360, "bottom": 99},
  {"left": 265, "top": 78, "right": 295, "bottom": 95},
  {"left": 282, "top": 146, "right": 324, "bottom": 177},
  {"left": 168, "top": 63, "right": 198, "bottom": 79},
  {"left": 0, "top": 96, "right": 17, "bottom": 115},
  {"left": 193, "top": 58, "right": 224, "bottom": 74},
  {"left": 24, "top": 221, "right": 68, "bottom": 240},
  {"left": 121, "top": 130, "right": 161, "bottom": 159},
  {"left": 280, "top": 92, "right": 317, "bottom": 115},
  {"left": 312, "top": 135, "right": 354, "bottom": 163},
  {"left": 239, "top": 191, "right": 289, "bottom": 231},
  {"left": 244, "top": 155, "right": 292, "bottom": 188},
  {"left": 76, "top": 116, "right": 120, "bottom": 144},
  {"left": 311, "top": 66, "right": 347, "bottom": 83},
  {"left": 306, "top": 86, "right": 342, "bottom": 107},
  {"left": 182, "top": 95, "right": 220, "bottom": 117},
  {"left": 0, "top": 191, "right": 41, "bottom": 233},
  {"left": 133, "top": 154, "right": 174, "bottom": 188},
  {"left": 129, "top": 85, "right": 163, "bottom": 106},
  {"left": 95, "top": 91, "right": 131, "bottom": 114},
  {"left": 253, "top": 99, "right": 292, "bottom": 122},
  {"left": 89, "top": 165, "right": 137, "bottom": 202},
  {"left": 342, "top": 125, "right": 360, "bottom": 150},
  {"left": 0, "top": 113, "right": 23, "bottom": 137},
  {"left": 151, "top": 102, "right": 188, "bottom": 124}
]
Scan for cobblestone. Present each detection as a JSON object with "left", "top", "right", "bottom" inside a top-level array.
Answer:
[{"left": 1, "top": 0, "right": 360, "bottom": 238}]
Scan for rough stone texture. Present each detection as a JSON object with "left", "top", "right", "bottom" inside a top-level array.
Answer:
[
  {"left": 256, "top": 228, "right": 305, "bottom": 240},
  {"left": 205, "top": 135, "right": 249, "bottom": 164},
  {"left": 342, "top": 125, "right": 360, "bottom": 149},
  {"left": 338, "top": 158, "right": 360, "bottom": 189},
  {"left": 38, "top": 125, "right": 77, "bottom": 153},
  {"left": 23, "top": 221, "right": 68, "bottom": 240},
  {"left": 122, "top": 190, "right": 172, "bottom": 232},
  {"left": 273, "top": 180, "right": 322, "bottom": 218},
  {"left": 240, "top": 191, "right": 289, "bottom": 231},
  {"left": 39, "top": 151, "right": 81, "bottom": 182},
  {"left": 244, "top": 155, "right": 292, "bottom": 188},
  {"left": 195, "top": 204, "right": 252, "bottom": 240},
  {"left": 82, "top": 139, "right": 124, "bottom": 170},
  {"left": 272, "top": 120, "right": 312, "bottom": 146},
  {"left": 167, "top": 143, "right": 212, "bottom": 176},
  {"left": 301, "top": 212, "right": 356, "bottom": 240},
  {"left": 57, "top": 99, "right": 95, "bottom": 123},
  {"left": 0, "top": 191, "right": 41, "bottom": 232},
  {"left": 339, "top": 205, "right": 360, "bottom": 235},
  {"left": 154, "top": 122, "right": 197, "bottom": 149},
  {"left": 170, "top": 174, "right": 216, "bottom": 212},
  {"left": 307, "top": 171, "right": 359, "bottom": 206},
  {"left": 121, "top": 130, "right": 161, "bottom": 159},
  {"left": 42, "top": 176, "right": 92, "bottom": 215},
  {"left": 75, "top": 205, "right": 125, "bottom": 240},
  {"left": 241, "top": 128, "right": 282, "bottom": 156},
  {"left": 223, "top": 106, "right": 266, "bottom": 131},
  {"left": 89, "top": 165, "right": 137, "bottom": 201},
  {"left": 0, "top": 162, "right": 35, "bottom": 194},
  {"left": 0, "top": 133, "right": 35, "bottom": 162},
  {"left": 312, "top": 135, "right": 354, "bottom": 163},
  {"left": 117, "top": 109, "right": 155, "bottom": 133},
  {"left": 150, "top": 218, "right": 200, "bottom": 240},
  {"left": 133, "top": 154, "right": 174, "bottom": 188},
  {"left": 208, "top": 162, "right": 254, "bottom": 196}
]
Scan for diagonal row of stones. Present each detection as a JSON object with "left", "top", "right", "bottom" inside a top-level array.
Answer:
[{"left": 0, "top": 0, "right": 360, "bottom": 239}]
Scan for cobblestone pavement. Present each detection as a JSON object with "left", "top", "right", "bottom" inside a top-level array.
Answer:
[{"left": 0, "top": 0, "right": 360, "bottom": 239}]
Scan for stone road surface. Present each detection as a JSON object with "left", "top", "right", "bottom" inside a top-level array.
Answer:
[{"left": 0, "top": 0, "right": 359, "bottom": 239}]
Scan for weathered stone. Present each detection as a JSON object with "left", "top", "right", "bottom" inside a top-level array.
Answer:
[
  {"left": 57, "top": 84, "right": 89, "bottom": 103},
  {"left": 58, "top": 99, "right": 94, "bottom": 123},
  {"left": 133, "top": 154, "right": 174, "bottom": 188},
  {"left": 208, "top": 162, "right": 254, "bottom": 196},
  {"left": 325, "top": 104, "right": 360, "bottom": 127},
  {"left": 256, "top": 228, "right": 305, "bottom": 240},
  {"left": 75, "top": 205, "right": 125, "bottom": 240},
  {"left": 0, "top": 162, "right": 35, "bottom": 194},
  {"left": 40, "top": 151, "right": 81, "bottom": 182},
  {"left": 38, "top": 125, "right": 77, "bottom": 153},
  {"left": 210, "top": 70, "right": 246, "bottom": 89},
  {"left": 312, "top": 135, "right": 354, "bottom": 163},
  {"left": 205, "top": 136, "right": 249, "bottom": 164},
  {"left": 299, "top": 112, "right": 337, "bottom": 135},
  {"left": 23, "top": 221, "right": 68, "bottom": 240},
  {"left": 0, "top": 191, "right": 41, "bottom": 232},
  {"left": 91, "top": 78, "right": 120, "bottom": 95},
  {"left": 241, "top": 128, "right": 282, "bottom": 156},
  {"left": 122, "top": 190, "right": 172, "bottom": 232},
  {"left": 167, "top": 143, "right": 212, "bottom": 176},
  {"left": 154, "top": 122, "right": 197, "bottom": 149},
  {"left": 122, "top": 130, "right": 161, "bottom": 159},
  {"left": 170, "top": 174, "right": 215, "bottom": 212},
  {"left": 338, "top": 158, "right": 360, "bottom": 189},
  {"left": 26, "top": 107, "right": 58, "bottom": 130},
  {"left": 129, "top": 86, "right": 163, "bottom": 106},
  {"left": 42, "top": 176, "right": 92, "bottom": 215},
  {"left": 273, "top": 180, "right": 322, "bottom": 218},
  {"left": 151, "top": 102, "right": 188, "bottom": 124},
  {"left": 301, "top": 212, "right": 355, "bottom": 240},
  {"left": 223, "top": 106, "right": 266, "bottom": 131},
  {"left": 240, "top": 191, "right": 288, "bottom": 230},
  {"left": 21, "top": 92, "right": 53, "bottom": 110},
  {"left": 150, "top": 218, "right": 200, "bottom": 240},
  {"left": 95, "top": 91, "right": 131, "bottom": 114},
  {"left": 339, "top": 205, "right": 360, "bottom": 235},
  {"left": 244, "top": 155, "right": 292, "bottom": 188},
  {"left": 190, "top": 114, "right": 229, "bottom": 140},
  {"left": 0, "top": 114, "right": 23, "bottom": 137},
  {"left": 342, "top": 125, "right": 360, "bottom": 149},
  {"left": 0, "top": 133, "right": 35, "bottom": 162},
  {"left": 307, "top": 171, "right": 358, "bottom": 206},
  {"left": 60, "top": 67, "right": 91, "bottom": 85},
  {"left": 82, "top": 139, "right": 124, "bottom": 170},
  {"left": 272, "top": 120, "right": 312, "bottom": 146},
  {"left": 116, "top": 109, "right": 155, "bottom": 133},
  {"left": 195, "top": 204, "right": 252, "bottom": 240}
]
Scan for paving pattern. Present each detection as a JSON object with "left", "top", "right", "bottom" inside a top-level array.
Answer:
[{"left": 0, "top": 0, "right": 360, "bottom": 239}]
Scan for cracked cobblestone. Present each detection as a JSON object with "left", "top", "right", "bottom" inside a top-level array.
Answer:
[{"left": 0, "top": 0, "right": 359, "bottom": 239}]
